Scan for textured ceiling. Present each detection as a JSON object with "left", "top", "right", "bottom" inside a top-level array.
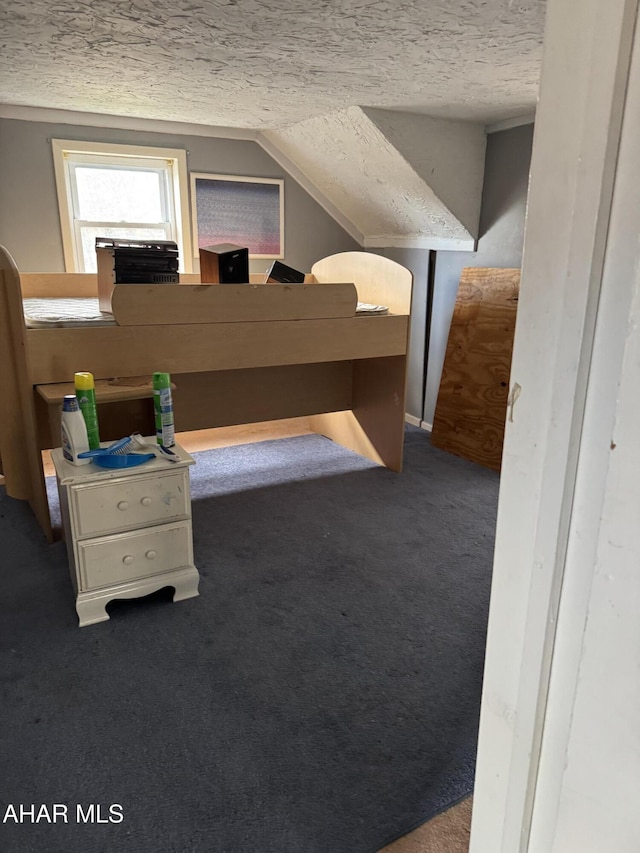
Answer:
[
  {"left": 264, "top": 107, "right": 486, "bottom": 243},
  {"left": 1, "top": 0, "right": 545, "bottom": 129}
]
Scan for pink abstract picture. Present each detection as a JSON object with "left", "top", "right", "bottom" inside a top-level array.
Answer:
[{"left": 191, "top": 174, "right": 283, "bottom": 258}]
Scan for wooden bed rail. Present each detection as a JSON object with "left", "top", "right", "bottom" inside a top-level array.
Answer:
[
  {"left": 19, "top": 254, "right": 413, "bottom": 310},
  {"left": 20, "top": 273, "right": 100, "bottom": 299},
  {"left": 18, "top": 271, "right": 265, "bottom": 298},
  {"left": 0, "top": 246, "right": 52, "bottom": 538},
  {"left": 18, "top": 254, "right": 412, "bottom": 309}
]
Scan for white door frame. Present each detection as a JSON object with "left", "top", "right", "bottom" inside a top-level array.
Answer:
[
  {"left": 528, "top": 13, "right": 640, "bottom": 848},
  {"left": 469, "top": 1, "right": 640, "bottom": 851}
]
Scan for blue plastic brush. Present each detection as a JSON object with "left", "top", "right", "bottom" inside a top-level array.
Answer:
[
  {"left": 77, "top": 437, "right": 132, "bottom": 458},
  {"left": 112, "top": 433, "right": 180, "bottom": 462},
  {"left": 78, "top": 434, "right": 179, "bottom": 465}
]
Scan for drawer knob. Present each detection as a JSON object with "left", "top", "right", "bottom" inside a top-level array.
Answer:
[
  {"left": 117, "top": 500, "right": 129, "bottom": 511},
  {"left": 122, "top": 555, "right": 134, "bottom": 565},
  {"left": 145, "top": 550, "right": 157, "bottom": 560},
  {"left": 140, "top": 496, "right": 152, "bottom": 507}
]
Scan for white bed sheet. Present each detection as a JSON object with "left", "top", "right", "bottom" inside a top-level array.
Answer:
[
  {"left": 23, "top": 298, "right": 116, "bottom": 328},
  {"left": 23, "top": 296, "right": 386, "bottom": 327},
  {"left": 355, "top": 302, "right": 389, "bottom": 315}
]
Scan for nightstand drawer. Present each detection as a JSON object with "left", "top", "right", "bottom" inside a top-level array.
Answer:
[
  {"left": 77, "top": 521, "right": 193, "bottom": 590},
  {"left": 71, "top": 470, "right": 189, "bottom": 537}
]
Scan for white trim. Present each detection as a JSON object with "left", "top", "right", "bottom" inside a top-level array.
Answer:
[
  {"left": 0, "top": 103, "right": 257, "bottom": 140},
  {"left": 256, "top": 132, "right": 365, "bottom": 245},
  {"left": 364, "top": 235, "right": 476, "bottom": 251},
  {"left": 485, "top": 112, "right": 537, "bottom": 134},
  {"left": 173, "top": 149, "right": 193, "bottom": 274},
  {"left": 51, "top": 139, "right": 77, "bottom": 272},
  {"left": 51, "top": 139, "right": 193, "bottom": 273},
  {"left": 0, "top": 101, "right": 536, "bottom": 141},
  {"left": 404, "top": 415, "right": 432, "bottom": 432},
  {"left": 189, "top": 172, "right": 284, "bottom": 260},
  {"left": 51, "top": 138, "right": 189, "bottom": 161},
  {"left": 469, "top": 1, "right": 639, "bottom": 852},
  {"left": 528, "top": 9, "right": 640, "bottom": 849}
]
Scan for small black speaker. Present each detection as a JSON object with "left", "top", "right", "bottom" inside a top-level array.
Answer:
[
  {"left": 264, "top": 260, "right": 306, "bottom": 284},
  {"left": 200, "top": 243, "right": 249, "bottom": 283}
]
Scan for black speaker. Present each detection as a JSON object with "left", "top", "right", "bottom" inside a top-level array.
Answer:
[
  {"left": 200, "top": 243, "right": 249, "bottom": 283},
  {"left": 264, "top": 260, "right": 306, "bottom": 284}
]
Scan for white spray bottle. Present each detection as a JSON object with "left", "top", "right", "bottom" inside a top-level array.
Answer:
[{"left": 61, "top": 394, "right": 91, "bottom": 465}]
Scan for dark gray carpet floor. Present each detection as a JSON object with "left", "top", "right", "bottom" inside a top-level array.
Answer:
[{"left": 0, "top": 427, "right": 499, "bottom": 853}]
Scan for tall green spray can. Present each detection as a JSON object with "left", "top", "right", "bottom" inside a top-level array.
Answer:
[
  {"left": 74, "top": 371, "right": 101, "bottom": 450},
  {"left": 153, "top": 372, "right": 175, "bottom": 447}
]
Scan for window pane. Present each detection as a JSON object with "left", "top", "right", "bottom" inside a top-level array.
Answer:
[
  {"left": 75, "top": 167, "right": 164, "bottom": 222},
  {"left": 80, "top": 226, "right": 169, "bottom": 273}
]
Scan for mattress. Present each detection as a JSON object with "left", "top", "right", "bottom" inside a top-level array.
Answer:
[
  {"left": 22, "top": 297, "right": 387, "bottom": 326},
  {"left": 23, "top": 298, "right": 116, "bottom": 328}
]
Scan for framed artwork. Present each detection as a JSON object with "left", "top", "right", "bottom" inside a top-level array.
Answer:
[{"left": 190, "top": 173, "right": 284, "bottom": 259}]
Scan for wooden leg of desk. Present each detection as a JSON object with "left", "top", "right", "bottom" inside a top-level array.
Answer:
[
  {"left": 0, "top": 267, "right": 53, "bottom": 541},
  {"left": 309, "top": 355, "right": 407, "bottom": 472}
]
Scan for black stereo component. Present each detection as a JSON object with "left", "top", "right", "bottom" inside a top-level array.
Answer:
[{"left": 96, "top": 238, "right": 180, "bottom": 284}]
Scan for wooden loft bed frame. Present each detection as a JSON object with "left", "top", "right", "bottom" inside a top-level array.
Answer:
[{"left": 0, "top": 247, "right": 413, "bottom": 542}]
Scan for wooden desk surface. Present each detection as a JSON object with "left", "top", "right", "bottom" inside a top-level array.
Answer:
[{"left": 36, "top": 376, "right": 175, "bottom": 405}]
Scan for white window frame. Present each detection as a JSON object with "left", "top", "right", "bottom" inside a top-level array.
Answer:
[{"left": 52, "top": 139, "right": 193, "bottom": 273}]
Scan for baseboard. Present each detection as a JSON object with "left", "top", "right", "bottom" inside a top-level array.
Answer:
[
  {"left": 405, "top": 413, "right": 421, "bottom": 427},
  {"left": 405, "top": 415, "right": 433, "bottom": 432}
]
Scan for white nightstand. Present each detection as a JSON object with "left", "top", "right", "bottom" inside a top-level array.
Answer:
[{"left": 51, "top": 441, "right": 200, "bottom": 627}]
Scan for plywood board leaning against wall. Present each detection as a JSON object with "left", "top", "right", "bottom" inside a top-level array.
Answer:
[{"left": 430, "top": 267, "right": 520, "bottom": 471}]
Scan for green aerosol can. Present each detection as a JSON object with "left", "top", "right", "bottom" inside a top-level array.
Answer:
[
  {"left": 152, "top": 372, "right": 175, "bottom": 447},
  {"left": 74, "top": 372, "right": 101, "bottom": 450}
]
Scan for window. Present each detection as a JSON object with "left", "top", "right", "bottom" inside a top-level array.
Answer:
[{"left": 52, "top": 140, "right": 192, "bottom": 273}]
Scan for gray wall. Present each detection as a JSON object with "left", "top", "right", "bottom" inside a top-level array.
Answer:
[
  {"left": 376, "top": 123, "right": 534, "bottom": 425},
  {"left": 0, "top": 118, "right": 359, "bottom": 273},
  {"left": 423, "top": 123, "right": 535, "bottom": 425}
]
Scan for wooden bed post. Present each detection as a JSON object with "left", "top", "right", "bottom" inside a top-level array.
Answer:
[
  {"left": 0, "top": 246, "right": 53, "bottom": 541},
  {"left": 309, "top": 252, "right": 413, "bottom": 471}
]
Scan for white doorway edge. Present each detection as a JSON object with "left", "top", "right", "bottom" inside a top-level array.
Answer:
[{"left": 469, "top": 1, "right": 640, "bottom": 851}]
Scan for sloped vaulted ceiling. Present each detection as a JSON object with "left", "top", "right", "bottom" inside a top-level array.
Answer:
[
  {"left": 261, "top": 107, "right": 487, "bottom": 247},
  {"left": 0, "top": 0, "right": 545, "bottom": 245}
]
